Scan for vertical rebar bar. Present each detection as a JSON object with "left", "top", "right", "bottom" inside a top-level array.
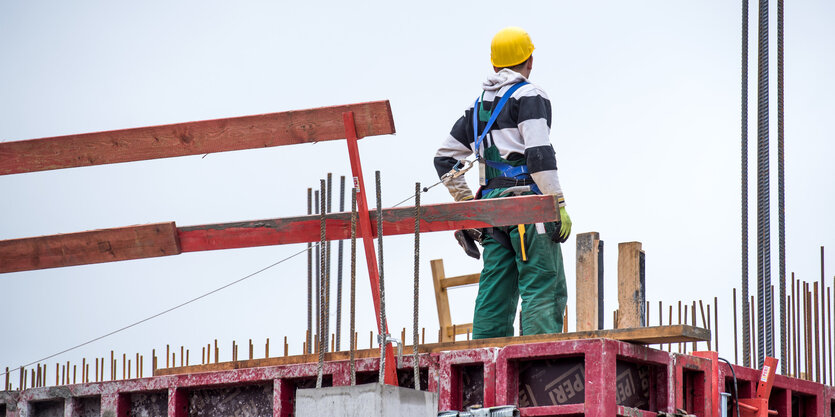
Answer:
[
  {"left": 777, "top": 0, "right": 786, "bottom": 376},
  {"left": 325, "top": 173, "right": 332, "bottom": 352},
  {"left": 413, "top": 182, "right": 421, "bottom": 390},
  {"left": 336, "top": 175, "right": 346, "bottom": 351},
  {"left": 734, "top": 288, "right": 739, "bottom": 364},
  {"left": 316, "top": 180, "right": 326, "bottom": 388},
  {"left": 375, "top": 171, "right": 388, "bottom": 384},
  {"left": 349, "top": 188, "right": 357, "bottom": 385},
  {"left": 756, "top": 0, "right": 772, "bottom": 367},
  {"left": 314, "top": 189, "right": 320, "bottom": 353},
  {"left": 307, "top": 188, "right": 313, "bottom": 354},
  {"left": 741, "top": 0, "right": 752, "bottom": 370}
]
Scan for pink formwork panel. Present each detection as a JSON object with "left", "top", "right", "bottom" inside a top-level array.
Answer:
[
  {"left": 673, "top": 353, "right": 714, "bottom": 416},
  {"left": 437, "top": 347, "right": 499, "bottom": 411},
  {"left": 495, "top": 338, "right": 673, "bottom": 417},
  {"left": 0, "top": 354, "right": 441, "bottom": 417},
  {"left": 827, "top": 386, "right": 835, "bottom": 417}
]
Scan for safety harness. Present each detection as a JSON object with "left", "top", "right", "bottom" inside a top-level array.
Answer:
[{"left": 472, "top": 81, "right": 541, "bottom": 198}]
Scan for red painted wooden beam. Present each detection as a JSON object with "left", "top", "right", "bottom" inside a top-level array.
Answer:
[
  {"left": 176, "top": 194, "right": 560, "bottom": 252},
  {"left": 0, "top": 101, "right": 394, "bottom": 175},
  {"left": 0, "top": 195, "right": 559, "bottom": 273},
  {"left": 0, "top": 222, "right": 180, "bottom": 273}
]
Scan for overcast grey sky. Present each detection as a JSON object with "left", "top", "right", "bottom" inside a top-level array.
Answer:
[{"left": 1, "top": 1, "right": 833, "bottom": 381}]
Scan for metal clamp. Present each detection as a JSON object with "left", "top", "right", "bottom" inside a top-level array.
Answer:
[
  {"left": 442, "top": 159, "right": 475, "bottom": 181},
  {"left": 377, "top": 334, "right": 404, "bottom": 368}
]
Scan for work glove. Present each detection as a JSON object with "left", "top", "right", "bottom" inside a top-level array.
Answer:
[
  {"left": 556, "top": 206, "right": 572, "bottom": 243},
  {"left": 442, "top": 175, "right": 473, "bottom": 202},
  {"left": 454, "top": 229, "right": 483, "bottom": 260}
]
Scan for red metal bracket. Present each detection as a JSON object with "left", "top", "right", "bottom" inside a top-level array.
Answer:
[
  {"left": 736, "top": 356, "right": 778, "bottom": 417},
  {"left": 342, "top": 111, "right": 398, "bottom": 385}
]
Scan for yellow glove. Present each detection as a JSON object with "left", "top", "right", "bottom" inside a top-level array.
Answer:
[{"left": 558, "top": 206, "right": 572, "bottom": 242}]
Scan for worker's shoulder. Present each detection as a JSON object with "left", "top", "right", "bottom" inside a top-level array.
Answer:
[{"left": 513, "top": 82, "right": 550, "bottom": 101}]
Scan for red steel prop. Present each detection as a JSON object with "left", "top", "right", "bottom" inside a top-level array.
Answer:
[{"left": 341, "top": 111, "right": 396, "bottom": 385}]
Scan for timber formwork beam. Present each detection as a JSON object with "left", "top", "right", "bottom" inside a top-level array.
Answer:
[
  {"left": 0, "top": 194, "right": 560, "bottom": 273},
  {"left": 0, "top": 101, "right": 394, "bottom": 175}
]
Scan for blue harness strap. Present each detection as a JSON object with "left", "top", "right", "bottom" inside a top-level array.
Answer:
[
  {"left": 471, "top": 81, "right": 540, "bottom": 195},
  {"left": 472, "top": 81, "right": 528, "bottom": 157}
]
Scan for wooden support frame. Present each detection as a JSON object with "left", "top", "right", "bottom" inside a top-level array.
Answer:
[
  {"left": 431, "top": 258, "right": 479, "bottom": 342},
  {"left": 617, "top": 241, "right": 646, "bottom": 328},
  {"left": 575, "top": 232, "right": 604, "bottom": 331},
  {"left": 0, "top": 101, "right": 394, "bottom": 175},
  {"left": 1, "top": 195, "right": 559, "bottom": 274}
]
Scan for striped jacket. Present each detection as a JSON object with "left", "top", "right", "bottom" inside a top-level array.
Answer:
[{"left": 434, "top": 69, "right": 565, "bottom": 206}]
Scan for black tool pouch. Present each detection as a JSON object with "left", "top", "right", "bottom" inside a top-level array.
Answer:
[{"left": 544, "top": 221, "right": 566, "bottom": 243}]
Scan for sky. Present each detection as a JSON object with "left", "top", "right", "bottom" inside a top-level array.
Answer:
[{"left": 1, "top": 1, "right": 833, "bottom": 384}]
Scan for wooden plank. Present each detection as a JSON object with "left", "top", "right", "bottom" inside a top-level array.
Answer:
[
  {"left": 617, "top": 241, "right": 645, "bottom": 328},
  {"left": 431, "top": 259, "right": 453, "bottom": 343},
  {"left": 446, "top": 323, "right": 474, "bottom": 337},
  {"left": 576, "top": 232, "right": 601, "bottom": 331},
  {"left": 153, "top": 325, "right": 710, "bottom": 376},
  {"left": 0, "top": 101, "right": 394, "bottom": 175},
  {"left": 177, "top": 194, "right": 559, "bottom": 252},
  {"left": 0, "top": 222, "right": 179, "bottom": 273},
  {"left": 440, "top": 273, "right": 480, "bottom": 289},
  {"left": 0, "top": 195, "right": 558, "bottom": 273}
]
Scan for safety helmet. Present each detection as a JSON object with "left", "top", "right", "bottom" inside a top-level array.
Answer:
[{"left": 490, "top": 27, "right": 535, "bottom": 68}]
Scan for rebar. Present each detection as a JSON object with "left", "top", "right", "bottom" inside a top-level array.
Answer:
[
  {"left": 756, "top": 0, "right": 772, "bottom": 366},
  {"left": 777, "top": 0, "right": 787, "bottom": 374},
  {"left": 325, "top": 173, "right": 332, "bottom": 352},
  {"left": 314, "top": 189, "right": 321, "bottom": 352},
  {"left": 306, "top": 188, "right": 313, "bottom": 354},
  {"left": 336, "top": 176, "right": 346, "bottom": 351},
  {"left": 376, "top": 171, "right": 388, "bottom": 384},
  {"left": 741, "top": 0, "right": 752, "bottom": 369},
  {"left": 316, "top": 180, "right": 326, "bottom": 388},
  {"left": 349, "top": 188, "right": 357, "bottom": 385},
  {"left": 413, "top": 182, "right": 421, "bottom": 390}
]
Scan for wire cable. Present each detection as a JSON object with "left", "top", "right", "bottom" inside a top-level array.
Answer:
[{"left": 0, "top": 243, "right": 315, "bottom": 380}]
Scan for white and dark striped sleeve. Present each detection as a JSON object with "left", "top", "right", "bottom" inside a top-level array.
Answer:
[
  {"left": 434, "top": 107, "right": 475, "bottom": 201},
  {"left": 517, "top": 86, "right": 566, "bottom": 206}
]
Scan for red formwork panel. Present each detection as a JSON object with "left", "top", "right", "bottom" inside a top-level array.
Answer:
[
  {"left": 673, "top": 353, "right": 714, "bottom": 416},
  {"left": 438, "top": 348, "right": 499, "bottom": 411},
  {"left": 826, "top": 386, "right": 835, "bottom": 417},
  {"left": 1, "top": 354, "right": 441, "bottom": 417},
  {"left": 495, "top": 338, "right": 673, "bottom": 417}
]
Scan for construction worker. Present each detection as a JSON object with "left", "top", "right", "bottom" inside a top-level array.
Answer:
[{"left": 434, "top": 27, "right": 571, "bottom": 339}]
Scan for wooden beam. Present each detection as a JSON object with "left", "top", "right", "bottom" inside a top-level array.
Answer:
[
  {"left": 576, "top": 232, "right": 602, "bottom": 331},
  {"left": 153, "top": 325, "right": 710, "bottom": 376},
  {"left": 0, "top": 222, "right": 179, "bottom": 273},
  {"left": 446, "top": 323, "right": 474, "bottom": 337},
  {"left": 431, "top": 259, "right": 453, "bottom": 343},
  {"left": 0, "top": 195, "right": 559, "bottom": 273},
  {"left": 440, "top": 273, "right": 480, "bottom": 289},
  {"left": 0, "top": 101, "right": 394, "bottom": 175},
  {"left": 617, "top": 241, "right": 645, "bottom": 328},
  {"left": 177, "top": 194, "right": 559, "bottom": 252}
]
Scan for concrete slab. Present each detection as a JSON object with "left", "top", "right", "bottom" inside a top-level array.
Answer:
[{"left": 295, "top": 384, "right": 438, "bottom": 417}]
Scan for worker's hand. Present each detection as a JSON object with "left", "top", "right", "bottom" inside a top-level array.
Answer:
[
  {"left": 443, "top": 176, "right": 474, "bottom": 202},
  {"left": 557, "top": 206, "right": 572, "bottom": 243}
]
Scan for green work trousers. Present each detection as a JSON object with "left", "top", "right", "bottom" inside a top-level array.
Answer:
[{"left": 472, "top": 214, "right": 568, "bottom": 339}]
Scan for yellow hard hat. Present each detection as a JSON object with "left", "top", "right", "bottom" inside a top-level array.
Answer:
[{"left": 490, "top": 27, "right": 535, "bottom": 68}]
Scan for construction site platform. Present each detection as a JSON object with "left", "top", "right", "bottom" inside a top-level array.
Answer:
[{"left": 1, "top": 328, "right": 832, "bottom": 417}]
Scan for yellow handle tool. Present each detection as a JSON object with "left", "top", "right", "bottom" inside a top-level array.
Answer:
[{"left": 518, "top": 224, "right": 527, "bottom": 261}]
